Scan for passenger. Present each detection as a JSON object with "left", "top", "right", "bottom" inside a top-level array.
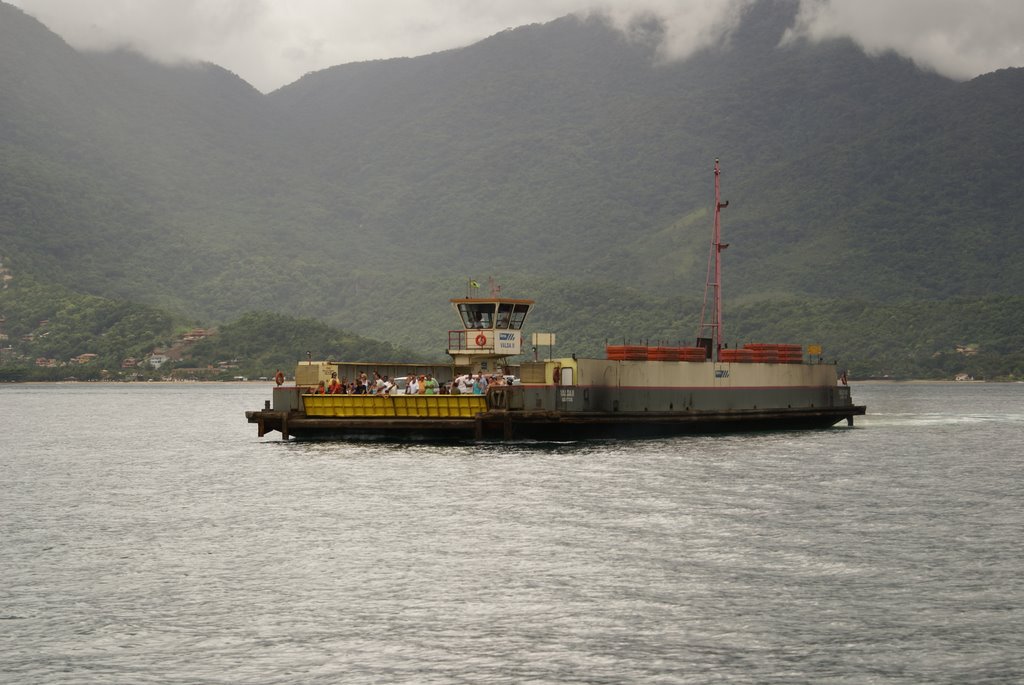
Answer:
[
  {"left": 328, "top": 372, "right": 341, "bottom": 394},
  {"left": 352, "top": 380, "right": 367, "bottom": 395},
  {"left": 417, "top": 375, "right": 427, "bottom": 394},
  {"left": 423, "top": 373, "right": 438, "bottom": 395},
  {"left": 314, "top": 380, "right": 327, "bottom": 394},
  {"left": 407, "top": 375, "right": 419, "bottom": 395},
  {"left": 457, "top": 374, "right": 471, "bottom": 395}
]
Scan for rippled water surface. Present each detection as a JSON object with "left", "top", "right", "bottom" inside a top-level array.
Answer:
[{"left": 2, "top": 382, "right": 1023, "bottom": 683}]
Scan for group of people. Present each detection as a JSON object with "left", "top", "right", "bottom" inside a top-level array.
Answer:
[
  {"left": 312, "top": 371, "right": 396, "bottom": 395},
  {"left": 449, "top": 373, "right": 510, "bottom": 395},
  {"left": 309, "top": 371, "right": 512, "bottom": 396},
  {"left": 400, "top": 373, "right": 439, "bottom": 395}
]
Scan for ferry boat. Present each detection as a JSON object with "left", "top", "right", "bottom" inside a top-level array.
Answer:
[{"left": 246, "top": 161, "right": 865, "bottom": 441}]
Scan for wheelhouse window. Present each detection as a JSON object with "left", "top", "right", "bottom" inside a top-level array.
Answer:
[
  {"left": 496, "top": 303, "right": 514, "bottom": 329},
  {"left": 458, "top": 303, "right": 495, "bottom": 329},
  {"left": 508, "top": 304, "right": 530, "bottom": 330},
  {"left": 458, "top": 302, "right": 530, "bottom": 330}
]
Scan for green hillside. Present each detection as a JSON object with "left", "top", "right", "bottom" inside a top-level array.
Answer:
[
  {"left": 1, "top": 0, "right": 1022, "bottom": 376},
  {"left": 0, "top": 277, "right": 417, "bottom": 381}
]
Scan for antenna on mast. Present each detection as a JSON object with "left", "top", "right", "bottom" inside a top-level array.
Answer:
[{"left": 697, "top": 159, "right": 728, "bottom": 360}]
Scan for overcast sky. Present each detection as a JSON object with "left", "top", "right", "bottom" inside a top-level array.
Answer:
[{"left": 9, "top": 0, "right": 1024, "bottom": 92}]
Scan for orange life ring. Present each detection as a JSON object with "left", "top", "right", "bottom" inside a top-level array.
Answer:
[
  {"left": 475, "top": 333, "right": 487, "bottom": 347},
  {"left": 552, "top": 367, "right": 561, "bottom": 384}
]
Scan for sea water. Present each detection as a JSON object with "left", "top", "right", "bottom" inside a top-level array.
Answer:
[{"left": 1, "top": 382, "right": 1022, "bottom": 683}]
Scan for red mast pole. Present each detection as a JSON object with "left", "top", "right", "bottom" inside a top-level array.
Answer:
[{"left": 697, "top": 159, "right": 727, "bottom": 359}]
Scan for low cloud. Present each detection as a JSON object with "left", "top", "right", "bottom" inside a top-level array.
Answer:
[
  {"left": 595, "top": 0, "right": 757, "bottom": 61},
  {"left": 786, "top": 0, "right": 1024, "bottom": 79}
]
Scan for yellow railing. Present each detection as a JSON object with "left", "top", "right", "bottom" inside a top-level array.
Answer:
[{"left": 302, "top": 394, "right": 487, "bottom": 418}]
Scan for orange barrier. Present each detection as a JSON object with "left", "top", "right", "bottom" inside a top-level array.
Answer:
[
  {"left": 742, "top": 343, "right": 803, "bottom": 364},
  {"left": 606, "top": 345, "right": 648, "bottom": 361},
  {"left": 606, "top": 345, "right": 709, "bottom": 362}
]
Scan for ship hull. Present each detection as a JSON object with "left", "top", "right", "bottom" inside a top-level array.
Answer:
[{"left": 246, "top": 405, "right": 862, "bottom": 442}]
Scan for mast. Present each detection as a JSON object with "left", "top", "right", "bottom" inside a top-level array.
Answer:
[{"left": 697, "top": 159, "right": 728, "bottom": 359}]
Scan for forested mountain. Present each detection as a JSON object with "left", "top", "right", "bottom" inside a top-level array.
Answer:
[{"left": 1, "top": 0, "right": 1022, "bottom": 375}]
